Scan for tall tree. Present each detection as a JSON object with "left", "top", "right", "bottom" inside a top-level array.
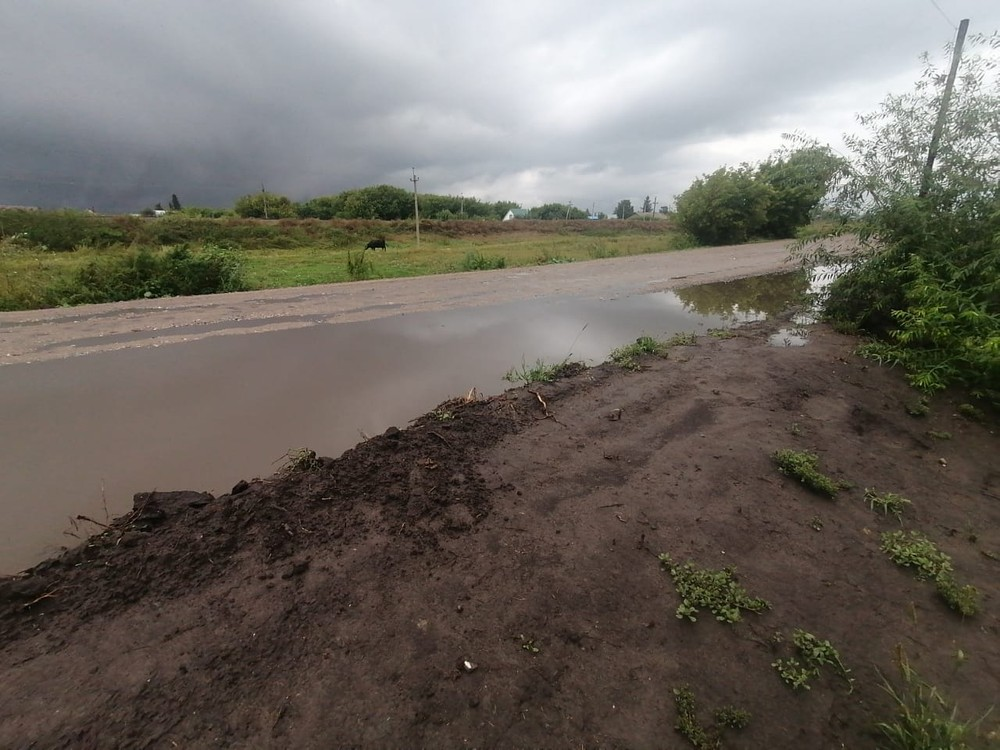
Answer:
[
  {"left": 614, "top": 199, "right": 635, "bottom": 219},
  {"left": 169, "top": 194, "right": 182, "bottom": 211},
  {"left": 641, "top": 195, "right": 653, "bottom": 214}
]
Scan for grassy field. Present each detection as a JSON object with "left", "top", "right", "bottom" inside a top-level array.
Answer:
[{"left": 0, "top": 214, "right": 693, "bottom": 310}]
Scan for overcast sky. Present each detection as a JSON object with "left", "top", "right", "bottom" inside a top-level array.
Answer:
[{"left": 1, "top": 0, "right": 997, "bottom": 214}]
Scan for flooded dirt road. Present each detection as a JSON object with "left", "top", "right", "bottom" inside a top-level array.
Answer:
[{"left": 0, "top": 241, "right": 801, "bottom": 573}]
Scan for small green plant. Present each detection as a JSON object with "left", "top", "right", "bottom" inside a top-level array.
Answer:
[
  {"left": 277, "top": 447, "right": 320, "bottom": 474},
  {"left": 707, "top": 328, "right": 736, "bottom": 339},
  {"left": 518, "top": 634, "right": 540, "bottom": 654},
  {"left": 956, "top": 403, "right": 984, "bottom": 422},
  {"left": 346, "top": 247, "right": 374, "bottom": 280},
  {"left": 673, "top": 686, "right": 751, "bottom": 749},
  {"left": 609, "top": 335, "right": 668, "bottom": 370},
  {"left": 658, "top": 554, "right": 769, "bottom": 623},
  {"left": 789, "top": 422, "right": 802, "bottom": 436},
  {"left": 865, "top": 488, "right": 911, "bottom": 521},
  {"left": 773, "top": 449, "right": 840, "bottom": 498},
  {"left": 503, "top": 357, "right": 577, "bottom": 385},
  {"left": 880, "top": 531, "right": 980, "bottom": 616},
  {"left": 667, "top": 331, "right": 698, "bottom": 346},
  {"left": 877, "top": 647, "right": 990, "bottom": 750},
  {"left": 773, "top": 629, "right": 853, "bottom": 692},
  {"left": 431, "top": 408, "right": 454, "bottom": 421},
  {"left": 906, "top": 396, "right": 930, "bottom": 417},
  {"left": 809, "top": 516, "right": 824, "bottom": 531},
  {"left": 926, "top": 430, "right": 952, "bottom": 440},
  {"left": 461, "top": 251, "right": 506, "bottom": 271}
]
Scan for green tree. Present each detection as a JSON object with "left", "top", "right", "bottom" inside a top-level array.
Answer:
[
  {"left": 756, "top": 145, "right": 846, "bottom": 237},
  {"left": 340, "top": 184, "right": 411, "bottom": 220},
  {"left": 812, "top": 31, "right": 1000, "bottom": 402},
  {"left": 169, "top": 194, "right": 182, "bottom": 211},
  {"left": 641, "top": 195, "right": 653, "bottom": 214},
  {"left": 233, "top": 191, "right": 296, "bottom": 219},
  {"left": 530, "top": 203, "right": 586, "bottom": 219},
  {"left": 614, "top": 199, "right": 635, "bottom": 219},
  {"left": 674, "top": 166, "right": 772, "bottom": 245}
]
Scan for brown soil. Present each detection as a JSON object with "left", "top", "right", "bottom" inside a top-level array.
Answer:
[{"left": 1, "top": 321, "right": 998, "bottom": 749}]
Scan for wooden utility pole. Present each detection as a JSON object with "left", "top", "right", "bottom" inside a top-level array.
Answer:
[
  {"left": 410, "top": 168, "right": 420, "bottom": 246},
  {"left": 260, "top": 182, "right": 269, "bottom": 219},
  {"left": 920, "top": 18, "right": 970, "bottom": 198}
]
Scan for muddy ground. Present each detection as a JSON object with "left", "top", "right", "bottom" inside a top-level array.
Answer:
[{"left": 1, "top": 319, "right": 998, "bottom": 748}]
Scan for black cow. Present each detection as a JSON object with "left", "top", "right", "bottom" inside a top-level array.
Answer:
[{"left": 365, "top": 238, "right": 387, "bottom": 251}]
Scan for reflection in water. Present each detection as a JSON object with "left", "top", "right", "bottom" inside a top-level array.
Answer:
[
  {"left": 674, "top": 271, "right": 811, "bottom": 320},
  {"left": 0, "top": 275, "right": 815, "bottom": 574}
]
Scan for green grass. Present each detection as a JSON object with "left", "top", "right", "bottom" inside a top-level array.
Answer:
[
  {"left": 772, "top": 449, "right": 840, "bottom": 498},
  {"left": 503, "top": 358, "right": 580, "bottom": 386},
  {"left": 1, "top": 221, "right": 696, "bottom": 310},
  {"left": 877, "top": 648, "right": 990, "bottom": 750},
  {"left": 609, "top": 335, "right": 670, "bottom": 370},
  {"left": 865, "top": 488, "right": 912, "bottom": 521}
]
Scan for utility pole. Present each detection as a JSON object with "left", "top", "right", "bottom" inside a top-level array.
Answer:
[
  {"left": 410, "top": 168, "right": 420, "bottom": 246},
  {"left": 920, "top": 18, "right": 970, "bottom": 198},
  {"left": 260, "top": 182, "right": 269, "bottom": 219},
  {"left": 652, "top": 196, "right": 658, "bottom": 219},
  {"left": 565, "top": 201, "right": 573, "bottom": 220},
  {"left": 460, "top": 193, "right": 465, "bottom": 218}
]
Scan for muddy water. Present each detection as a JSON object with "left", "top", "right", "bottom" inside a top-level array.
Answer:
[{"left": 0, "top": 272, "right": 807, "bottom": 574}]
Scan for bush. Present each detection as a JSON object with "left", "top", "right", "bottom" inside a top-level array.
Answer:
[
  {"left": 811, "top": 32, "right": 1000, "bottom": 404},
  {"left": 461, "top": 252, "right": 506, "bottom": 271},
  {"left": 55, "top": 244, "right": 246, "bottom": 304}
]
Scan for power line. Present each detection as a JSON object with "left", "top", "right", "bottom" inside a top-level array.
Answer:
[{"left": 927, "top": 0, "right": 957, "bottom": 29}]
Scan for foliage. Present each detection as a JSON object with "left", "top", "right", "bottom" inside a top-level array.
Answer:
[
  {"left": 345, "top": 247, "right": 374, "bottom": 280},
  {"left": 880, "top": 530, "right": 980, "bottom": 616},
  {"left": 772, "top": 449, "right": 840, "bottom": 498},
  {"left": 673, "top": 686, "right": 751, "bottom": 749},
  {"left": 614, "top": 199, "right": 635, "bottom": 219},
  {"left": 674, "top": 144, "right": 846, "bottom": 245},
  {"left": 772, "top": 629, "right": 853, "bottom": 692},
  {"left": 865, "top": 488, "right": 911, "bottom": 521},
  {"left": 54, "top": 244, "right": 246, "bottom": 304},
  {"left": 877, "top": 648, "right": 988, "bottom": 750},
  {"left": 658, "top": 554, "right": 770, "bottom": 623},
  {"left": 529, "top": 202, "right": 587, "bottom": 220},
  {"left": 503, "top": 358, "right": 578, "bottom": 385},
  {"left": 674, "top": 165, "right": 772, "bottom": 245},
  {"left": 233, "top": 191, "right": 297, "bottom": 219},
  {"left": 809, "top": 33, "right": 1000, "bottom": 405},
  {"left": 609, "top": 335, "right": 669, "bottom": 370},
  {"left": 461, "top": 252, "right": 506, "bottom": 271}
]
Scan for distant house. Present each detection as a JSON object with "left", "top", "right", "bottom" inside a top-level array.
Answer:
[{"left": 502, "top": 208, "right": 530, "bottom": 221}]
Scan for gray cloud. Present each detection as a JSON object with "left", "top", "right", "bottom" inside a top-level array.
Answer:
[{"left": 1, "top": 0, "right": 996, "bottom": 213}]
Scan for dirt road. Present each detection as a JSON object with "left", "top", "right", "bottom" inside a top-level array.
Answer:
[{"left": 0, "top": 240, "right": 799, "bottom": 365}]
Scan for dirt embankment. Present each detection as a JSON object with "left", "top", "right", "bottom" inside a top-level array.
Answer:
[{"left": 0, "top": 320, "right": 997, "bottom": 748}]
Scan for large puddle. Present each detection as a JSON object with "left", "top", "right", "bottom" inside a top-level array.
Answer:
[{"left": 0, "top": 271, "right": 810, "bottom": 574}]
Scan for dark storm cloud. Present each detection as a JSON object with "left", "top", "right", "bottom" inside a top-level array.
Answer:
[{"left": 1, "top": 0, "right": 997, "bottom": 212}]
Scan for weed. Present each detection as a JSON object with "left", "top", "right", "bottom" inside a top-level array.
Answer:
[
  {"left": 707, "top": 328, "right": 736, "bottom": 339},
  {"left": 956, "top": 403, "right": 984, "bottom": 422},
  {"left": 673, "top": 686, "right": 751, "bottom": 749},
  {"left": 772, "top": 630, "right": 853, "bottom": 692},
  {"left": 789, "top": 422, "right": 802, "bottom": 436},
  {"left": 772, "top": 449, "right": 840, "bottom": 498},
  {"left": 667, "top": 331, "right": 698, "bottom": 346},
  {"left": 587, "top": 242, "right": 619, "bottom": 259},
  {"left": 658, "top": 554, "right": 769, "bottom": 623},
  {"left": 461, "top": 251, "right": 506, "bottom": 271},
  {"left": 277, "top": 447, "right": 320, "bottom": 474},
  {"left": 880, "top": 530, "right": 980, "bottom": 616},
  {"left": 926, "top": 430, "right": 952, "bottom": 440},
  {"left": 809, "top": 516, "right": 824, "bottom": 531},
  {"left": 503, "top": 357, "right": 577, "bottom": 385},
  {"left": 345, "top": 247, "right": 374, "bottom": 280},
  {"left": 906, "top": 397, "right": 930, "bottom": 417},
  {"left": 609, "top": 335, "right": 668, "bottom": 370},
  {"left": 431, "top": 409, "right": 454, "bottom": 421},
  {"left": 518, "top": 635, "right": 540, "bottom": 654},
  {"left": 877, "top": 647, "right": 991, "bottom": 750},
  {"left": 865, "top": 488, "right": 911, "bottom": 521},
  {"left": 713, "top": 707, "right": 751, "bottom": 731},
  {"left": 535, "top": 247, "right": 573, "bottom": 264}
]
